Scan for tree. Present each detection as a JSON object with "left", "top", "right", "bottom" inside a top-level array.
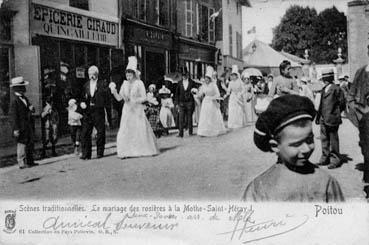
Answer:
[
  {"left": 271, "top": 5, "right": 347, "bottom": 64},
  {"left": 272, "top": 5, "right": 318, "bottom": 59},
  {"left": 311, "top": 7, "right": 347, "bottom": 64}
]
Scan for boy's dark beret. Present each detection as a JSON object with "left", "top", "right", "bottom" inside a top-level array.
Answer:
[{"left": 254, "top": 95, "right": 316, "bottom": 152}]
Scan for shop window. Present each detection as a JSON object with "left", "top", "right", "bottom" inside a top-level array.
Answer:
[
  {"left": 70, "top": 0, "right": 89, "bottom": 10},
  {"left": 99, "top": 48, "right": 110, "bottom": 82},
  {"left": 185, "top": 0, "right": 193, "bottom": 37},
  {"left": 0, "top": 47, "right": 10, "bottom": 116},
  {"left": 87, "top": 45, "right": 98, "bottom": 67}
]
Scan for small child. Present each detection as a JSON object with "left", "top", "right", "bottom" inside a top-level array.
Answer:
[
  {"left": 67, "top": 99, "right": 83, "bottom": 155},
  {"left": 243, "top": 94, "right": 344, "bottom": 202}
]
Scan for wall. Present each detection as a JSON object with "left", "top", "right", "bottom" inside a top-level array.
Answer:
[
  {"left": 221, "top": 0, "right": 242, "bottom": 57},
  {"left": 348, "top": 1, "right": 369, "bottom": 79}
]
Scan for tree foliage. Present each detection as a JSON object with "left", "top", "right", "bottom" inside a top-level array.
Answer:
[{"left": 271, "top": 5, "right": 347, "bottom": 64}]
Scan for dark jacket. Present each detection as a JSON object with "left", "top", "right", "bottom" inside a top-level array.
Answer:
[
  {"left": 9, "top": 94, "right": 34, "bottom": 144},
  {"left": 347, "top": 65, "right": 369, "bottom": 127},
  {"left": 317, "top": 84, "right": 346, "bottom": 126},
  {"left": 80, "top": 79, "right": 111, "bottom": 123},
  {"left": 175, "top": 78, "right": 196, "bottom": 105}
]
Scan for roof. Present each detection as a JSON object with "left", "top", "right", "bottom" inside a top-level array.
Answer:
[
  {"left": 280, "top": 50, "right": 307, "bottom": 64},
  {"left": 243, "top": 39, "right": 301, "bottom": 68}
]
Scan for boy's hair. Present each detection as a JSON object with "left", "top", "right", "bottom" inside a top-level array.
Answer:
[{"left": 274, "top": 118, "right": 312, "bottom": 142}]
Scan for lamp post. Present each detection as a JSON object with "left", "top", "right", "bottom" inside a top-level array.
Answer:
[{"left": 333, "top": 47, "right": 344, "bottom": 80}]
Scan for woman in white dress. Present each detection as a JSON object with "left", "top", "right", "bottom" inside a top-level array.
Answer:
[
  {"left": 109, "top": 56, "right": 159, "bottom": 158},
  {"left": 241, "top": 71, "right": 256, "bottom": 125},
  {"left": 195, "top": 66, "right": 226, "bottom": 137},
  {"left": 225, "top": 65, "right": 245, "bottom": 129}
]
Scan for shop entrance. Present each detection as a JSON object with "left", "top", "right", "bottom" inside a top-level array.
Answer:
[
  {"left": 32, "top": 36, "right": 122, "bottom": 135},
  {"left": 145, "top": 51, "right": 165, "bottom": 87}
]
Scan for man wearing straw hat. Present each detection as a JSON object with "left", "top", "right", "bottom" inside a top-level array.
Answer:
[
  {"left": 9, "top": 77, "right": 38, "bottom": 169},
  {"left": 316, "top": 68, "right": 346, "bottom": 169}
]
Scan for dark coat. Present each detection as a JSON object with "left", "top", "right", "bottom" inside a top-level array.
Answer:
[
  {"left": 9, "top": 95, "right": 34, "bottom": 144},
  {"left": 317, "top": 84, "right": 346, "bottom": 126},
  {"left": 175, "top": 78, "right": 196, "bottom": 105},
  {"left": 80, "top": 79, "right": 111, "bottom": 123}
]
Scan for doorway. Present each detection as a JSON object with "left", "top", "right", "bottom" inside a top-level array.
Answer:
[{"left": 145, "top": 51, "right": 165, "bottom": 87}]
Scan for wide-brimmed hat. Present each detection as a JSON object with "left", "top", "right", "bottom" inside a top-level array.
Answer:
[
  {"left": 10, "top": 76, "right": 29, "bottom": 87},
  {"left": 320, "top": 68, "right": 334, "bottom": 78}
]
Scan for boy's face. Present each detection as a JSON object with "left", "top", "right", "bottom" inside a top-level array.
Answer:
[{"left": 272, "top": 121, "right": 314, "bottom": 167}]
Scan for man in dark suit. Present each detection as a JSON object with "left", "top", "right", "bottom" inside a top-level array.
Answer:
[
  {"left": 175, "top": 68, "right": 196, "bottom": 137},
  {"left": 9, "top": 77, "right": 38, "bottom": 169},
  {"left": 347, "top": 45, "right": 369, "bottom": 183},
  {"left": 80, "top": 65, "right": 111, "bottom": 159},
  {"left": 316, "top": 68, "right": 346, "bottom": 169}
]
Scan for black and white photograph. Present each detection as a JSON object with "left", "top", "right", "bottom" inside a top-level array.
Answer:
[{"left": 0, "top": 0, "right": 368, "bottom": 244}]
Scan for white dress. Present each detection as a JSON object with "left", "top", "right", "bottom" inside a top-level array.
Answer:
[
  {"left": 197, "top": 82, "right": 226, "bottom": 137},
  {"left": 159, "top": 97, "right": 175, "bottom": 128},
  {"left": 227, "top": 79, "right": 245, "bottom": 129},
  {"left": 242, "top": 83, "right": 255, "bottom": 125},
  {"left": 116, "top": 79, "right": 159, "bottom": 158}
]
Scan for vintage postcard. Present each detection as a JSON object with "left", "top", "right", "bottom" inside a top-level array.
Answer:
[{"left": 0, "top": 0, "right": 368, "bottom": 244}]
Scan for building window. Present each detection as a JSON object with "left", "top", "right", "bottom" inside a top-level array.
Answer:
[
  {"left": 236, "top": 1, "right": 240, "bottom": 15},
  {"left": 70, "top": 0, "right": 89, "bottom": 10},
  {"left": 198, "top": 5, "right": 215, "bottom": 43},
  {"left": 0, "top": 47, "right": 10, "bottom": 116},
  {"left": 209, "top": 8, "right": 215, "bottom": 43},
  {"left": 229, "top": 25, "right": 233, "bottom": 56},
  {"left": 185, "top": 0, "right": 193, "bottom": 37},
  {"left": 133, "top": 0, "right": 147, "bottom": 21},
  {"left": 155, "top": 0, "right": 169, "bottom": 26},
  {"left": 237, "top": 32, "right": 243, "bottom": 59}
]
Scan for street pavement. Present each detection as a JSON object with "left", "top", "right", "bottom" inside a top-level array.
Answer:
[{"left": 0, "top": 119, "right": 367, "bottom": 201}]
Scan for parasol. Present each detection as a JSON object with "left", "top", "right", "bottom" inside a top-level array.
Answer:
[{"left": 243, "top": 67, "right": 263, "bottom": 77}]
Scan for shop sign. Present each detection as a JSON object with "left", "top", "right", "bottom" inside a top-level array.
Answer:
[
  {"left": 76, "top": 67, "right": 85, "bottom": 78},
  {"left": 31, "top": 3, "right": 119, "bottom": 46},
  {"left": 128, "top": 25, "right": 172, "bottom": 48}
]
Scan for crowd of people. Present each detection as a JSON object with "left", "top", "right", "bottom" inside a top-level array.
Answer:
[{"left": 9, "top": 51, "right": 369, "bottom": 202}]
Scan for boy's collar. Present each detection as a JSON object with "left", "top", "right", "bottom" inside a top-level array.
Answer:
[{"left": 278, "top": 160, "right": 317, "bottom": 174}]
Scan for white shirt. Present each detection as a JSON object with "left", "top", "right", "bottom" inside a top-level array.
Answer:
[
  {"left": 183, "top": 79, "right": 189, "bottom": 90},
  {"left": 90, "top": 79, "right": 97, "bottom": 97},
  {"left": 14, "top": 92, "right": 27, "bottom": 106}
]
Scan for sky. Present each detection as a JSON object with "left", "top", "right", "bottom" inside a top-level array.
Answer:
[{"left": 242, "top": 0, "right": 350, "bottom": 47}]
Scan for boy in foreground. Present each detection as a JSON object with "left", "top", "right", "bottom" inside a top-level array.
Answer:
[{"left": 243, "top": 95, "right": 344, "bottom": 202}]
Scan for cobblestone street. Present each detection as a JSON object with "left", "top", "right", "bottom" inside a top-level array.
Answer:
[{"left": 0, "top": 119, "right": 367, "bottom": 201}]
